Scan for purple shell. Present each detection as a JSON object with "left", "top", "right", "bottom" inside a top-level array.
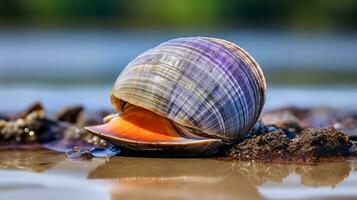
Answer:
[{"left": 111, "top": 37, "right": 266, "bottom": 142}]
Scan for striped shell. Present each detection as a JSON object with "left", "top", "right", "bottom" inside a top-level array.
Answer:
[{"left": 111, "top": 37, "right": 266, "bottom": 143}]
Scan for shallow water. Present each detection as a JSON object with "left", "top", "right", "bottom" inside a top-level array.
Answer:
[{"left": 0, "top": 148, "right": 356, "bottom": 200}]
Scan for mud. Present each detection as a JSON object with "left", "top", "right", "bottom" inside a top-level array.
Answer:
[
  {"left": 1, "top": 103, "right": 357, "bottom": 162},
  {"left": 228, "top": 127, "right": 355, "bottom": 162},
  {"left": 228, "top": 106, "right": 357, "bottom": 162}
]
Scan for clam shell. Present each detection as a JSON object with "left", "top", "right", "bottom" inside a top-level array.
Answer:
[{"left": 111, "top": 37, "right": 266, "bottom": 142}]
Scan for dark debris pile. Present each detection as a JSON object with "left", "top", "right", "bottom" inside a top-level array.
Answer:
[
  {"left": 0, "top": 103, "right": 107, "bottom": 145},
  {"left": 0, "top": 102, "right": 119, "bottom": 159},
  {"left": 0, "top": 103, "right": 48, "bottom": 145},
  {"left": 227, "top": 107, "right": 357, "bottom": 162}
]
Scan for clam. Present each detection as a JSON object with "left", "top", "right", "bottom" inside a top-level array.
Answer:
[{"left": 85, "top": 37, "right": 266, "bottom": 156}]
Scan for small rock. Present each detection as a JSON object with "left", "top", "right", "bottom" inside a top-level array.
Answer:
[
  {"left": 14, "top": 102, "right": 44, "bottom": 119},
  {"left": 55, "top": 105, "right": 83, "bottom": 124},
  {"left": 67, "top": 146, "right": 93, "bottom": 160}
]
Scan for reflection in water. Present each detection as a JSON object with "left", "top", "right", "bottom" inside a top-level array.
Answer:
[
  {"left": 352, "top": 162, "right": 357, "bottom": 171},
  {"left": 297, "top": 163, "right": 350, "bottom": 187},
  {"left": 233, "top": 162, "right": 290, "bottom": 186},
  {"left": 234, "top": 161, "right": 351, "bottom": 187},
  {"left": 0, "top": 150, "right": 356, "bottom": 200},
  {"left": 88, "top": 157, "right": 355, "bottom": 200},
  {"left": 0, "top": 148, "right": 65, "bottom": 172},
  {"left": 89, "top": 157, "right": 263, "bottom": 200}
]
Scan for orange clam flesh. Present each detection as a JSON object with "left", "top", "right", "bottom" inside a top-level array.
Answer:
[{"left": 85, "top": 105, "right": 222, "bottom": 155}]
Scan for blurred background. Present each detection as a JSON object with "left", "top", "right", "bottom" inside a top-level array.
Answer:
[{"left": 0, "top": 0, "right": 357, "bottom": 112}]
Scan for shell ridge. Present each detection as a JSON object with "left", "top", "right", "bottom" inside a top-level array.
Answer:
[
  {"left": 199, "top": 37, "right": 263, "bottom": 134},
  {"left": 213, "top": 39, "right": 262, "bottom": 110},
  {"left": 130, "top": 45, "right": 235, "bottom": 136},
  {"left": 161, "top": 40, "right": 249, "bottom": 137},
  {"left": 196, "top": 38, "right": 257, "bottom": 131},
  {"left": 204, "top": 37, "right": 266, "bottom": 129},
  {"left": 154, "top": 43, "right": 246, "bottom": 137}
]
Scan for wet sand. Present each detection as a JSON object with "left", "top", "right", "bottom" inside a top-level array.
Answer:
[{"left": 0, "top": 148, "right": 356, "bottom": 200}]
